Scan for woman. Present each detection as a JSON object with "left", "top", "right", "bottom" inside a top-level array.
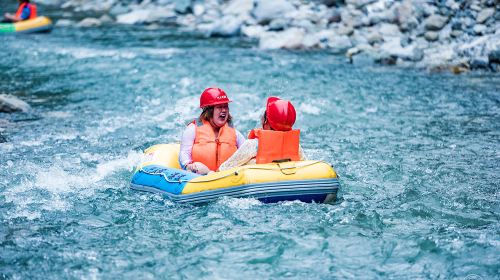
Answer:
[
  {"left": 179, "top": 87, "right": 245, "bottom": 174},
  {"left": 3, "top": 0, "right": 37, "bottom": 23},
  {"left": 219, "top": 96, "right": 306, "bottom": 171}
]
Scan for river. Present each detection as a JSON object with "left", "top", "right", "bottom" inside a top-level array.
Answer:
[{"left": 0, "top": 4, "right": 499, "bottom": 279}]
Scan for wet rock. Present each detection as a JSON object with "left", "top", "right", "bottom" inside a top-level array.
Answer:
[
  {"left": 253, "top": 0, "right": 295, "bottom": 24},
  {"left": 377, "top": 23, "right": 401, "bottom": 38},
  {"left": 292, "top": 19, "right": 315, "bottom": 31},
  {"left": 425, "top": 14, "right": 449, "bottom": 30},
  {"left": 380, "top": 38, "right": 423, "bottom": 61},
  {"left": 117, "top": 7, "right": 176, "bottom": 25},
  {"left": 395, "top": 0, "right": 417, "bottom": 31},
  {"left": 109, "top": 3, "right": 130, "bottom": 16},
  {"left": 241, "top": 25, "right": 266, "bottom": 38},
  {"left": 328, "top": 9, "right": 342, "bottom": 23},
  {"left": 470, "top": 57, "right": 489, "bottom": 69},
  {"left": 473, "top": 24, "right": 487, "bottom": 35},
  {"left": 77, "top": 18, "right": 102, "bottom": 27},
  {"left": 173, "top": 0, "right": 192, "bottom": 14},
  {"left": 193, "top": 4, "right": 205, "bottom": 16},
  {"left": 335, "top": 24, "right": 354, "bottom": 36},
  {"left": 424, "top": 31, "right": 439, "bottom": 41},
  {"left": 450, "top": 29, "right": 463, "bottom": 38},
  {"left": 367, "top": 32, "right": 383, "bottom": 45},
  {"left": 202, "top": 15, "right": 244, "bottom": 37},
  {"left": 99, "top": 14, "right": 114, "bottom": 24},
  {"left": 259, "top": 28, "right": 305, "bottom": 49},
  {"left": 0, "top": 95, "right": 30, "bottom": 113},
  {"left": 327, "top": 35, "right": 352, "bottom": 53},
  {"left": 117, "top": 9, "right": 151, "bottom": 24},
  {"left": 476, "top": 8, "right": 496, "bottom": 24},
  {"left": 378, "top": 54, "right": 397, "bottom": 65},
  {"left": 223, "top": 0, "right": 254, "bottom": 16},
  {"left": 345, "top": 0, "right": 377, "bottom": 9},
  {"left": 268, "top": 18, "right": 290, "bottom": 31},
  {"left": 445, "top": 0, "right": 459, "bottom": 11},
  {"left": 350, "top": 52, "right": 376, "bottom": 66}
]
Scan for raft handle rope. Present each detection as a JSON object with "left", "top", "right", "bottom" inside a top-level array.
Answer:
[{"left": 138, "top": 161, "right": 333, "bottom": 184}]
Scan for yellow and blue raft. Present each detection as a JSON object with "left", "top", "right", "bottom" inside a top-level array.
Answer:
[
  {"left": 130, "top": 144, "right": 340, "bottom": 204},
  {"left": 0, "top": 16, "right": 52, "bottom": 34}
]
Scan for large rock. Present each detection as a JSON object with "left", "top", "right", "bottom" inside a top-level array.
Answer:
[
  {"left": 377, "top": 23, "right": 402, "bottom": 38},
  {"left": 199, "top": 15, "right": 245, "bottom": 37},
  {"left": 223, "top": 0, "right": 254, "bottom": 16},
  {"left": 109, "top": 3, "right": 130, "bottom": 16},
  {"left": 173, "top": 0, "right": 192, "bottom": 14},
  {"left": 379, "top": 38, "right": 423, "bottom": 61},
  {"left": 77, "top": 18, "right": 102, "bottom": 27},
  {"left": 425, "top": 14, "right": 449, "bottom": 30},
  {"left": 117, "top": 9, "right": 151, "bottom": 24},
  {"left": 424, "top": 31, "right": 439, "bottom": 41},
  {"left": 241, "top": 24, "right": 266, "bottom": 38},
  {"left": 253, "top": 0, "right": 295, "bottom": 23},
  {"left": 117, "top": 7, "right": 176, "bottom": 25},
  {"left": 0, "top": 95, "right": 30, "bottom": 113},
  {"left": 476, "top": 8, "right": 495, "bottom": 24},
  {"left": 473, "top": 24, "right": 487, "bottom": 35},
  {"left": 327, "top": 35, "right": 352, "bottom": 53},
  {"left": 259, "top": 28, "right": 305, "bottom": 49},
  {"left": 345, "top": 0, "right": 377, "bottom": 9}
]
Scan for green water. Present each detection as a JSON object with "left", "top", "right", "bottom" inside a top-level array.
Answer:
[{"left": 0, "top": 14, "right": 499, "bottom": 279}]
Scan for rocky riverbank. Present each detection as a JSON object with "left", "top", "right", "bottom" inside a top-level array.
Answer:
[{"left": 35, "top": 0, "right": 500, "bottom": 73}]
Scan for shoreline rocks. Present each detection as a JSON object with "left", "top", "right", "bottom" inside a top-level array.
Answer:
[
  {"left": 46, "top": 0, "right": 500, "bottom": 73},
  {"left": 0, "top": 95, "right": 30, "bottom": 113}
]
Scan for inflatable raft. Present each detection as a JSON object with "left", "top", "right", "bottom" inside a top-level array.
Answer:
[
  {"left": 0, "top": 16, "right": 52, "bottom": 34},
  {"left": 130, "top": 144, "right": 340, "bottom": 204}
]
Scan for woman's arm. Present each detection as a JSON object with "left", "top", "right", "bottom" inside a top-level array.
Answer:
[
  {"left": 179, "top": 124, "right": 195, "bottom": 169},
  {"left": 218, "top": 139, "right": 258, "bottom": 171}
]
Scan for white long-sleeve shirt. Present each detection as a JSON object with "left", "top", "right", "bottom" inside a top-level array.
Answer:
[{"left": 179, "top": 123, "right": 246, "bottom": 169}]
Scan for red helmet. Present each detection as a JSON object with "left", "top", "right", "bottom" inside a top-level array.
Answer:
[
  {"left": 199, "top": 87, "right": 231, "bottom": 108},
  {"left": 266, "top": 96, "right": 296, "bottom": 131}
]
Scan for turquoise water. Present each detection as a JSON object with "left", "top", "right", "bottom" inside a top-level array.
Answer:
[{"left": 1, "top": 12, "right": 500, "bottom": 279}]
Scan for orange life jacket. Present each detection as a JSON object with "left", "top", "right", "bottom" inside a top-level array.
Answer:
[
  {"left": 191, "top": 119, "right": 238, "bottom": 171},
  {"left": 248, "top": 129, "right": 300, "bottom": 164},
  {"left": 15, "top": 2, "right": 37, "bottom": 20}
]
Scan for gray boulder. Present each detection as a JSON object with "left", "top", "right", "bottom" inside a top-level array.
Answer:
[
  {"left": 77, "top": 18, "right": 102, "bottom": 27},
  {"left": 173, "top": 0, "right": 192, "bottom": 14},
  {"left": 0, "top": 95, "right": 30, "bottom": 113},
  {"left": 425, "top": 14, "right": 449, "bottom": 30},
  {"left": 424, "top": 31, "right": 439, "bottom": 41},
  {"left": 476, "top": 8, "right": 495, "bottom": 24},
  {"left": 253, "top": 0, "right": 295, "bottom": 24},
  {"left": 473, "top": 24, "right": 487, "bottom": 35}
]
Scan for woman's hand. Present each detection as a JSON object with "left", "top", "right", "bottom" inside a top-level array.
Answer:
[{"left": 186, "top": 162, "right": 211, "bottom": 175}]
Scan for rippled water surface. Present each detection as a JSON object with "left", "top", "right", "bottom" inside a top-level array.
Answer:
[{"left": 1, "top": 6, "right": 499, "bottom": 279}]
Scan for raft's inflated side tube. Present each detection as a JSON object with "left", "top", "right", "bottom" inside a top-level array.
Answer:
[
  {"left": 131, "top": 144, "right": 340, "bottom": 204},
  {"left": 0, "top": 16, "right": 52, "bottom": 34}
]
